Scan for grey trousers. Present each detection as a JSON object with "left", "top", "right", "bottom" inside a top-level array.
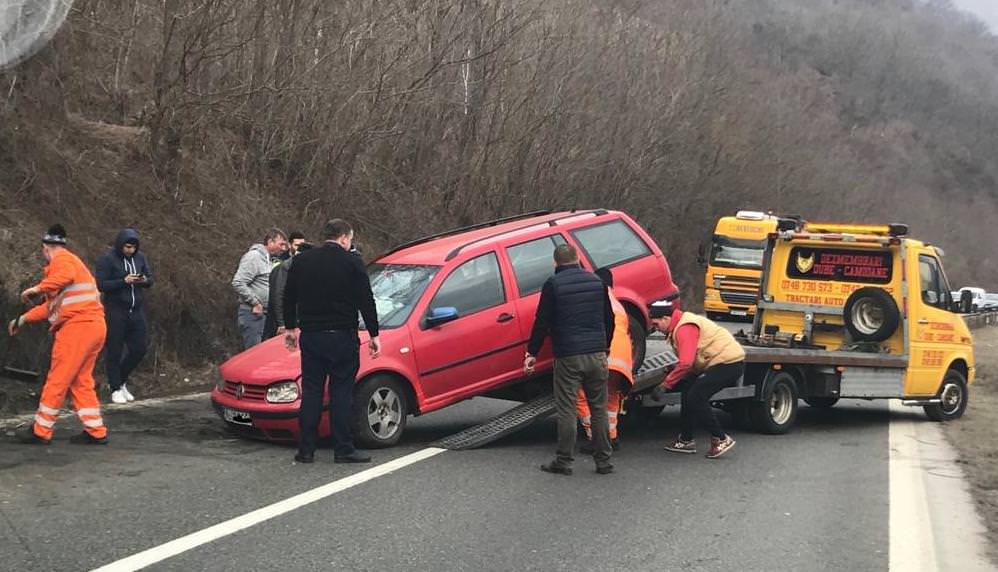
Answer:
[
  {"left": 237, "top": 305, "right": 266, "bottom": 350},
  {"left": 552, "top": 352, "right": 611, "bottom": 467}
]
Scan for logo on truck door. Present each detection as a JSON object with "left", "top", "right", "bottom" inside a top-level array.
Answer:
[{"left": 786, "top": 247, "right": 892, "bottom": 284}]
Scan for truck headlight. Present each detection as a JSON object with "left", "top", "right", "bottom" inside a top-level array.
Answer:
[
  {"left": 266, "top": 380, "right": 300, "bottom": 403},
  {"left": 705, "top": 289, "right": 721, "bottom": 300}
]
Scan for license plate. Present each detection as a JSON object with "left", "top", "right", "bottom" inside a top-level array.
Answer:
[
  {"left": 730, "top": 310, "right": 748, "bottom": 317},
  {"left": 222, "top": 407, "right": 252, "bottom": 426}
]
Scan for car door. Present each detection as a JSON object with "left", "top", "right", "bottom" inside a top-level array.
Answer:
[
  {"left": 412, "top": 251, "right": 524, "bottom": 402},
  {"left": 503, "top": 233, "right": 568, "bottom": 371},
  {"left": 907, "top": 252, "right": 959, "bottom": 396}
]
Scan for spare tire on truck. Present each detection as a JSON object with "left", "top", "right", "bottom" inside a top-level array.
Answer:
[{"left": 843, "top": 287, "right": 900, "bottom": 342}]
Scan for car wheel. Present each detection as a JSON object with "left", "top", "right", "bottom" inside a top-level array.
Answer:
[
  {"left": 843, "top": 287, "right": 900, "bottom": 342},
  {"left": 923, "top": 370, "right": 968, "bottom": 422},
  {"left": 749, "top": 371, "right": 799, "bottom": 434},
  {"left": 804, "top": 397, "right": 839, "bottom": 409},
  {"left": 628, "top": 312, "right": 647, "bottom": 372},
  {"left": 352, "top": 375, "right": 408, "bottom": 448}
]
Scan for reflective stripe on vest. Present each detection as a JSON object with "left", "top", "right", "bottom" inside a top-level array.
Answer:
[{"left": 47, "top": 282, "right": 100, "bottom": 325}]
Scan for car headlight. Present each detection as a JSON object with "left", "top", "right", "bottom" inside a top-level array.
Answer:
[{"left": 266, "top": 380, "right": 300, "bottom": 403}]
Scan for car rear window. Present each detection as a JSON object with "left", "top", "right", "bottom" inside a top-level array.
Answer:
[
  {"left": 786, "top": 246, "right": 892, "bottom": 284},
  {"left": 570, "top": 220, "right": 651, "bottom": 269},
  {"left": 506, "top": 234, "right": 567, "bottom": 296}
]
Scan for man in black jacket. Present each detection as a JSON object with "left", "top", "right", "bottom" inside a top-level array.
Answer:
[
  {"left": 524, "top": 244, "right": 615, "bottom": 475},
  {"left": 283, "top": 219, "right": 380, "bottom": 464},
  {"left": 264, "top": 233, "right": 311, "bottom": 340},
  {"left": 95, "top": 228, "right": 153, "bottom": 404}
]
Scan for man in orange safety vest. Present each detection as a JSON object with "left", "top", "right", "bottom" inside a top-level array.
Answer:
[{"left": 8, "top": 224, "right": 109, "bottom": 445}]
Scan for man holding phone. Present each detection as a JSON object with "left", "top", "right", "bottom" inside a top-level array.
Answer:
[{"left": 96, "top": 228, "right": 154, "bottom": 404}]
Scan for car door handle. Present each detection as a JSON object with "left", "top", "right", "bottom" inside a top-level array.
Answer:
[
  {"left": 917, "top": 319, "right": 929, "bottom": 324},
  {"left": 497, "top": 313, "right": 515, "bottom": 323}
]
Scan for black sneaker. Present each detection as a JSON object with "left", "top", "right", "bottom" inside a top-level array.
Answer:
[
  {"left": 334, "top": 451, "right": 372, "bottom": 464},
  {"left": 595, "top": 464, "right": 615, "bottom": 475},
  {"left": 294, "top": 452, "right": 314, "bottom": 464},
  {"left": 540, "top": 462, "right": 573, "bottom": 476},
  {"left": 69, "top": 431, "right": 108, "bottom": 445},
  {"left": 15, "top": 426, "right": 50, "bottom": 445}
]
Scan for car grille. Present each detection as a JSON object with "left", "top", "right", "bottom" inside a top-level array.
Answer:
[
  {"left": 223, "top": 381, "right": 267, "bottom": 401},
  {"left": 720, "top": 291, "right": 758, "bottom": 306}
]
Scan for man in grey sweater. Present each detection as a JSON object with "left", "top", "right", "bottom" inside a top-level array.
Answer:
[{"left": 231, "top": 228, "right": 287, "bottom": 349}]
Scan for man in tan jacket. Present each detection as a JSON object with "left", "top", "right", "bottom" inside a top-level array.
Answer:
[{"left": 649, "top": 299, "right": 745, "bottom": 459}]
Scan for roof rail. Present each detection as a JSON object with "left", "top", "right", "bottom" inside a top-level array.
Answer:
[
  {"left": 445, "top": 209, "right": 608, "bottom": 261},
  {"left": 381, "top": 211, "right": 552, "bottom": 258}
]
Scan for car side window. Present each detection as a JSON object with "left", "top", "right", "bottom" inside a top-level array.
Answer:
[
  {"left": 506, "top": 234, "right": 568, "bottom": 296},
  {"left": 429, "top": 252, "right": 505, "bottom": 317},
  {"left": 570, "top": 219, "right": 651, "bottom": 269},
  {"left": 918, "top": 255, "right": 947, "bottom": 309}
]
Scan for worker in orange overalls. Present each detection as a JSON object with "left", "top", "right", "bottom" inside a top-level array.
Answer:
[
  {"left": 8, "top": 224, "right": 109, "bottom": 445},
  {"left": 577, "top": 268, "right": 633, "bottom": 451}
]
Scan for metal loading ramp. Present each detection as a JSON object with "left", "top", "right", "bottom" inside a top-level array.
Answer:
[{"left": 432, "top": 348, "right": 676, "bottom": 450}]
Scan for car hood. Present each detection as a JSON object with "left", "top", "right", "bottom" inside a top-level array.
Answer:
[{"left": 219, "top": 330, "right": 373, "bottom": 385}]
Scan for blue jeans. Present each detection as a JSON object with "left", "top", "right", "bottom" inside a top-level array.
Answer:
[
  {"left": 298, "top": 330, "right": 361, "bottom": 456},
  {"left": 237, "top": 306, "right": 266, "bottom": 350}
]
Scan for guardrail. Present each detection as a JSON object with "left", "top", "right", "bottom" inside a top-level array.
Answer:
[{"left": 961, "top": 310, "right": 998, "bottom": 329}]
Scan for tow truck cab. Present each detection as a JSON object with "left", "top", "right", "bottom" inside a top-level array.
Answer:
[{"left": 703, "top": 211, "right": 786, "bottom": 321}]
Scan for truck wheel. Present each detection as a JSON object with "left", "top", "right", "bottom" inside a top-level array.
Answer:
[
  {"left": 749, "top": 371, "right": 799, "bottom": 434},
  {"left": 844, "top": 287, "right": 900, "bottom": 342},
  {"left": 804, "top": 397, "right": 839, "bottom": 409},
  {"left": 628, "top": 313, "right": 647, "bottom": 373},
  {"left": 352, "top": 375, "right": 408, "bottom": 448},
  {"left": 923, "top": 370, "right": 968, "bottom": 422}
]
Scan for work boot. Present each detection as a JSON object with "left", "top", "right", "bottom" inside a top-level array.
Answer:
[
  {"left": 294, "top": 451, "right": 314, "bottom": 464},
  {"left": 111, "top": 390, "right": 127, "bottom": 404},
  {"left": 69, "top": 431, "right": 108, "bottom": 445},
  {"left": 334, "top": 451, "right": 372, "bottom": 464},
  {"left": 540, "top": 462, "right": 572, "bottom": 476},
  {"left": 595, "top": 463, "right": 615, "bottom": 475},
  {"left": 706, "top": 435, "right": 736, "bottom": 459},
  {"left": 664, "top": 436, "right": 697, "bottom": 454},
  {"left": 15, "top": 426, "right": 50, "bottom": 445},
  {"left": 121, "top": 385, "right": 135, "bottom": 402}
]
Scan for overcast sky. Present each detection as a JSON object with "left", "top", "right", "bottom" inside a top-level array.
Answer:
[{"left": 954, "top": 0, "right": 998, "bottom": 31}]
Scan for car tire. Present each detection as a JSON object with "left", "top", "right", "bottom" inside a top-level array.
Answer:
[
  {"left": 923, "top": 369, "right": 968, "bottom": 422},
  {"left": 804, "top": 397, "right": 839, "bottom": 409},
  {"left": 628, "top": 312, "right": 647, "bottom": 373},
  {"left": 843, "top": 287, "right": 900, "bottom": 342},
  {"left": 352, "top": 375, "right": 409, "bottom": 448},
  {"left": 749, "top": 371, "right": 799, "bottom": 434}
]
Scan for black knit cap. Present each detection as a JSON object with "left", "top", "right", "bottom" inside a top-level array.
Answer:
[{"left": 42, "top": 224, "right": 67, "bottom": 245}]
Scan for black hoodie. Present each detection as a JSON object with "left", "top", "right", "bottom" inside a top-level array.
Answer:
[{"left": 95, "top": 228, "right": 154, "bottom": 312}]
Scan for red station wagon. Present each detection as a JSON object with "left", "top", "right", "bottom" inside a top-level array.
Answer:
[{"left": 211, "top": 210, "right": 679, "bottom": 447}]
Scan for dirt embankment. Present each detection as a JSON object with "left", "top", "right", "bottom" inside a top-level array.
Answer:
[{"left": 943, "top": 326, "right": 998, "bottom": 560}]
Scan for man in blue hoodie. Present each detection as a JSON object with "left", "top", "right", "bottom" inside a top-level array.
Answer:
[{"left": 96, "top": 228, "right": 154, "bottom": 404}]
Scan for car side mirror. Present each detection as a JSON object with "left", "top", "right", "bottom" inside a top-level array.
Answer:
[{"left": 426, "top": 306, "right": 459, "bottom": 327}]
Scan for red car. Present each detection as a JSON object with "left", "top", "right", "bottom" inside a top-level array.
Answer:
[{"left": 211, "top": 210, "right": 679, "bottom": 447}]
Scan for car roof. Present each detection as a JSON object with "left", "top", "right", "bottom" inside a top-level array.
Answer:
[{"left": 376, "top": 210, "right": 616, "bottom": 265}]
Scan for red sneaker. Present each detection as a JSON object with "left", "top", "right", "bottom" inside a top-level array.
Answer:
[{"left": 706, "top": 435, "right": 736, "bottom": 459}]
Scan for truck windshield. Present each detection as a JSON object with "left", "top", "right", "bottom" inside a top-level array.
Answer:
[
  {"left": 360, "top": 264, "right": 440, "bottom": 330},
  {"left": 710, "top": 236, "right": 766, "bottom": 269}
]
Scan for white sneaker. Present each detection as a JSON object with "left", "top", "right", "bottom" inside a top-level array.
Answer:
[
  {"left": 121, "top": 385, "right": 135, "bottom": 402},
  {"left": 111, "top": 390, "right": 128, "bottom": 404}
]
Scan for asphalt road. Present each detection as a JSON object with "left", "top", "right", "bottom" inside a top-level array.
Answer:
[{"left": 0, "top": 389, "right": 899, "bottom": 571}]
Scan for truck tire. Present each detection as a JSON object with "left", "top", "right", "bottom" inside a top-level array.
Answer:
[
  {"left": 923, "top": 370, "right": 968, "bottom": 422},
  {"left": 844, "top": 287, "right": 900, "bottom": 342},
  {"left": 628, "top": 313, "right": 647, "bottom": 373},
  {"left": 352, "top": 375, "right": 409, "bottom": 448},
  {"left": 749, "top": 371, "right": 799, "bottom": 434},
  {"left": 804, "top": 397, "right": 839, "bottom": 409}
]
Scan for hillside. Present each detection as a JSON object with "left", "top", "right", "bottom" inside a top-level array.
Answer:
[{"left": 2, "top": 0, "right": 998, "bottom": 391}]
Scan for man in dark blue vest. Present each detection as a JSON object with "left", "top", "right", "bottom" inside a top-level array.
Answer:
[{"left": 525, "top": 244, "right": 615, "bottom": 475}]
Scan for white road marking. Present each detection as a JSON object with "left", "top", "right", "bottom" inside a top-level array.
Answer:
[
  {"left": 888, "top": 400, "right": 991, "bottom": 571},
  {"left": 90, "top": 447, "right": 447, "bottom": 572}
]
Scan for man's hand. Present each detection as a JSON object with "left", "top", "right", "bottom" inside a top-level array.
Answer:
[
  {"left": 523, "top": 353, "right": 536, "bottom": 374},
  {"left": 19, "top": 287, "right": 39, "bottom": 304},
  {"left": 124, "top": 274, "right": 141, "bottom": 284},
  {"left": 251, "top": 303, "right": 264, "bottom": 316},
  {"left": 369, "top": 337, "right": 381, "bottom": 358},
  {"left": 276, "top": 326, "right": 286, "bottom": 335},
  {"left": 8, "top": 316, "right": 23, "bottom": 336},
  {"left": 284, "top": 328, "right": 299, "bottom": 351}
]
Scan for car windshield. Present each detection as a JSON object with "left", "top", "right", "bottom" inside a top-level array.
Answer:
[
  {"left": 360, "top": 264, "right": 440, "bottom": 330},
  {"left": 710, "top": 235, "right": 766, "bottom": 269}
]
